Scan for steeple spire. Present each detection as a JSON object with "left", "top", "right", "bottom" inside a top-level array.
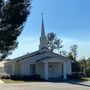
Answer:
[
  {"left": 41, "top": 13, "right": 45, "bottom": 37},
  {"left": 39, "top": 14, "right": 48, "bottom": 50}
]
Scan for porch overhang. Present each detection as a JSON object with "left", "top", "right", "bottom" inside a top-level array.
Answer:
[{"left": 36, "top": 56, "right": 72, "bottom": 63}]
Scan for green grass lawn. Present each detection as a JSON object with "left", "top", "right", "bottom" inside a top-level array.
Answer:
[
  {"left": 2, "top": 77, "right": 90, "bottom": 84},
  {"left": 2, "top": 79, "right": 42, "bottom": 83},
  {"left": 2, "top": 79, "right": 26, "bottom": 83},
  {"left": 81, "top": 77, "right": 90, "bottom": 81}
]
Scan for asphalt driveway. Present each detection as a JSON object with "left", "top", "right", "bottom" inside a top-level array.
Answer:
[{"left": 0, "top": 81, "right": 90, "bottom": 90}]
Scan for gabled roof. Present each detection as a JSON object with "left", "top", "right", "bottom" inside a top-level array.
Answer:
[
  {"left": 12, "top": 49, "right": 49, "bottom": 62},
  {"left": 11, "top": 49, "right": 73, "bottom": 63}
]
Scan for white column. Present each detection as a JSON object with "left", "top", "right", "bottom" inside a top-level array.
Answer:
[
  {"left": 63, "top": 62, "right": 67, "bottom": 79},
  {"left": 44, "top": 62, "right": 48, "bottom": 80},
  {"left": 12, "top": 63, "right": 15, "bottom": 75}
]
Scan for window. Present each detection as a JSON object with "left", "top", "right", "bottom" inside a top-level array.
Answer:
[{"left": 30, "top": 64, "right": 35, "bottom": 75}]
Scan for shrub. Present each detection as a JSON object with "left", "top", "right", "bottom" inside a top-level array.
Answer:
[
  {"left": 67, "top": 72, "right": 81, "bottom": 79},
  {"left": 10, "top": 74, "right": 42, "bottom": 80},
  {"left": 86, "top": 67, "right": 90, "bottom": 77},
  {"left": 0, "top": 74, "right": 10, "bottom": 79},
  {"left": 10, "top": 75, "right": 23, "bottom": 80},
  {"left": 30, "top": 74, "right": 42, "bottom": 80}
]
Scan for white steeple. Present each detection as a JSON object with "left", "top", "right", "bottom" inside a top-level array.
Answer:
[
  {"left": 41, "top": 15, "right": 45, "bottom": 37},
  {"left": 39, "top": 14, "right": 48, "bottom": 50}
]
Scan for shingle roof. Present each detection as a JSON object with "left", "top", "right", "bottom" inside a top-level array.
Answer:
[
  {"left": 11, "top": 49, "right": 73, "bottom": 63},
  {"left": 13, "top": 49, "right": 50, "bottom": 62}
]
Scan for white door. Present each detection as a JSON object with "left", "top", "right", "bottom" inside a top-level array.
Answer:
[
  {"left": 48, "top": 63, "right": 63, "bottom": 78},
  {"left": 48, "top": 64, "right": 53, "bottom": 78},
  {"left": 53, "top": 64, "right": 58, "bottom": 78}
]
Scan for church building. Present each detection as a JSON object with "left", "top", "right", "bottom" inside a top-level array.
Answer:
[{"left": 4, "top": 17, "right": 73, "bottom": 80}]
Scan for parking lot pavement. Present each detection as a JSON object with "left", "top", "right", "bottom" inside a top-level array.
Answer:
[
  {"left": 80, "top": 81, "right": 90, "bottom": 86},
  {"left": 0, "top": 82, "right": 90, "bottom": 90}
]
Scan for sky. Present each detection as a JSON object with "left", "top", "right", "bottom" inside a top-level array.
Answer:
[{"left": 8, "top": 0, "right": 90, "bottom": 59}]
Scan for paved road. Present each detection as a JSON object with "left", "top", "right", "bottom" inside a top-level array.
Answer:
[{"left": 0, "top": 81, "right": 90, "bottom": 90}]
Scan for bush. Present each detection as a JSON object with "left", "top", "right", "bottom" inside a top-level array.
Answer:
[
  {"left": 0, "top": 74, "right": 11, "bottom": 79},
  {"left": 72, "top": 62, "right": 81, "bottom": 72},
  {"left": 67, "top": 72, "right": 81, "bottom": 79},
  {"left": 86, "top": 67, "right": 90, "bottom": 77},
  {"left": 0, "top": 74, "right": 42, "bottom": 80},
  {"left": 10, "top": 74, "right": 42, "bottom": 80},
  {"left": 30, "top": 74, "right": 42, "bottom": 80},
  {"left": 10, "top": 75, "right": 24, "bottom": 80}
]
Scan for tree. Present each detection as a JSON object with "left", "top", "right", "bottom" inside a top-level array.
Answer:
[
  {"left": 79, "top": 57, "right": 87, "bottom": 76},
  {"left": 79, "top": 57, "right": 90, "bottom": 77},
  {"left": 67, "top": 52, "right": 74, "bottom": 60},
  {"left": 59, "top": 50, "right": 67, "bottom": 57},
  {"left": 70, "top": 44, "right": 78, "bottom": 61},
  {"left": 86, "top": 57, "right": 90, "bottom": 67},
  {"left": 67, "top": 45, "right": 80, "bottom": 72},
  {"left": 47, "top": 32, "right": 63, "bottom": 52},
  {"left": 0, "top": 0, "right": 31, "bottom": 59},
  {"left": 85, "top": 58, "right": 90, "bottom": 77}
]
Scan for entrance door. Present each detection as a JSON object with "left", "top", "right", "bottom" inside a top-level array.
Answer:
[
  {"left": 48, "top": 63, "right": 63, "bottom": 78},
  {"left": 49, "top": 63, "right": 59, "bottom": 78},
  {"left": 48, "top": 64, "right": 53, "bottom": 78}
]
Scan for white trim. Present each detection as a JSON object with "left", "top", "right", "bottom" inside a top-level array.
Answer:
[
  {"left": 43, "top": 57, "right": 69, "bottom": 63},
  {"left": 12, "top": 63, "right": 15, "bottom": 75},
  {"left": 63, "top": 62, "right": 67, "bottom": 79},
  {"left": 44, "top": 62, "right": 48, "bottom": 80}
]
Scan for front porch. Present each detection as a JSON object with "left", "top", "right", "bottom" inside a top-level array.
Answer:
[
  {"left": 44, "top": 62, "right": 67, "bottom": 80},
  {"left": 36, "top": 61, "right": 69, "bottom": 80},
  {"left": 9, "top": 58, "right": 72, "bottom": 80}
]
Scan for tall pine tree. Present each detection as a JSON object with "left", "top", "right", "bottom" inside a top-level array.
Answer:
[{"left": 0, "top": 0, "right": 31, "bottom": 59}]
